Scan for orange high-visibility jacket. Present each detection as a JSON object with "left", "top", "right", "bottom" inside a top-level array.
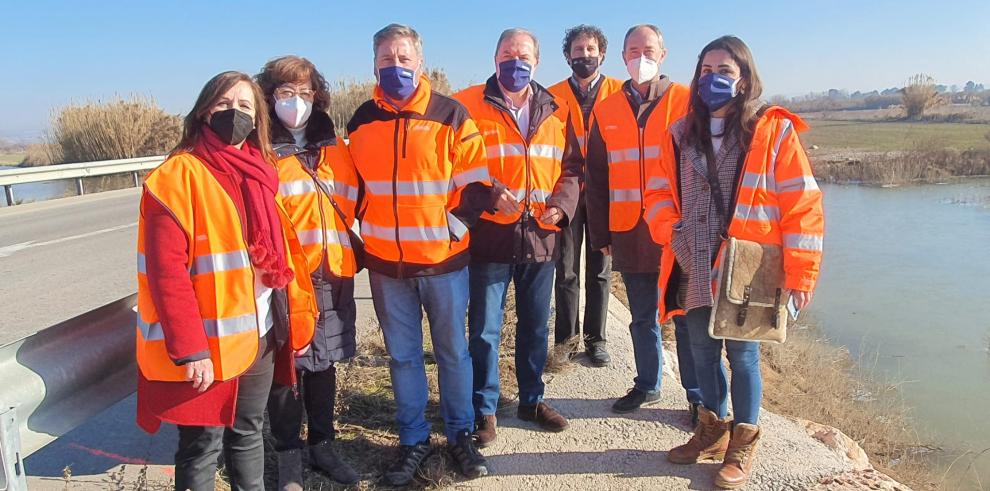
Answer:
[
  {"left": 548, "top": 75, "right": 624, "bottom": 155},
  {"left": 454, "top": 77, "right": 581, "bottom": 264},
  {"left": 645, "top": 106, "right": 825, "bottom": 322},
  {"left": 589, "top": 82, "right": 690, "bottom": 234},
  {"left": 275, "top": 140, "right": 359, "bottom": 278},
  {"left": 136, "top": 153, "right": 317, "bottom": 382},
  {"left": 346, "top": 75, "right": 493, "bottom": 278}
]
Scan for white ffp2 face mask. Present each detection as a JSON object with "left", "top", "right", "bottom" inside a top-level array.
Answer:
[
  {"left": 626, "top": 56, "right": 659, "bottom": 85},
  {"left": 274, "top": 96, "right": 312, "bottom": 129}
]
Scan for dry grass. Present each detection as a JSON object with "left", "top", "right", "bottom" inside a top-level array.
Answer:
[
  {"left": 812, "top": 147, "right": 990, "bottom": 186},
  {"left": 46, "top": 95, "right": 181, "bottom": 164}
]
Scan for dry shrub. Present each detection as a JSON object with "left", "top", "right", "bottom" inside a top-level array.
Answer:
[
  {"left": 903, "top": 74, "right": 942, "bottom": 120},
  {"left": 20, "top": 143, "right": 56, "bottom": 166},
  {"left": 812, "top": 138, "right": 990, "bottom": 186},
  {"left": 47, "top": 95, "right": 181, "bottom": 164}
]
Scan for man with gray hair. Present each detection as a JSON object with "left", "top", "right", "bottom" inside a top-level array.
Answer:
[
  {"left": 584, "top": 23, "right": 703, "bottom": 420},
  {"left": 454, "top": 27, "right": 581, "bottom": 447},
  {"left": 347, "top": 23, "right": 512, "bottom": 485}
]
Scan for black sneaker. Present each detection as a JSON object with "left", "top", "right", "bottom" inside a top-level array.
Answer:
[
  {"left": 448, "top": 430, "right": 489, "bottom": 479},
  {"left": 383, "top": 439, "right": 432, "bottom": 486},
  {"left": 611, "top": 387, "right": 661, "bottom": 414},
  {"left": 586, "top": 344, "right": 611, "bottom": 367}
]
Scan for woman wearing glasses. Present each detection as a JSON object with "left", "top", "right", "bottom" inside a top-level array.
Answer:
[{"left": 256, "top": 56, "right": 361, "bottom": 489}]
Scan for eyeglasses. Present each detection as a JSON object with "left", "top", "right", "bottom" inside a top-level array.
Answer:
[{"left": 274, "top": 85, "right": 315, "bottom": 101}]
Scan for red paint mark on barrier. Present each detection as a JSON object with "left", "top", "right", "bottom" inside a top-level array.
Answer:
[{"left": 67, "top": 443, "right": 151, "bottom": 465}]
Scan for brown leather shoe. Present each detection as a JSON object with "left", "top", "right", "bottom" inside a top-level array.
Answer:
[
  {"left": 517, "top": 402, "right": 569, "bottom": 432},
  {"left": 715, "top": 423, "right": 761, "bottom": 489},
  {"left": 473, "top": 415, "right": 498, "bottom": 448},
  {"left": 667, "top": 406, "right": 730, "bottom": 464}
]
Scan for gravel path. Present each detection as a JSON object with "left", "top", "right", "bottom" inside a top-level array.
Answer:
[{"left": 467, "top": 292, "right": 854, "bottom": 490}]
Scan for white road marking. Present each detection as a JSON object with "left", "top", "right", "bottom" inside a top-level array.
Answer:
[{"left": 0, "top": 222, "right": 137, "bottom": 257}]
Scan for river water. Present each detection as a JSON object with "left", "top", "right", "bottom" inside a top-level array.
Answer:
[
  {"left": 810, "top": 180, "right": 990, "bottom": 485},
  {"left": 0, "top": 165, "right": 75, "bottom": 206}
]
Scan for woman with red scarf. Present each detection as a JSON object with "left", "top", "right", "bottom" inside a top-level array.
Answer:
[{"left": 135, "top": 71, "right": 317, "bottom": 491}]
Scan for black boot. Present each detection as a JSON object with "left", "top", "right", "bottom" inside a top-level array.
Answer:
[
  {"left": 309, "top": 440, "right": 359, "bottom": 484},
  {"left": 277, "top": 449, "right": 304, "bottom": 491}
]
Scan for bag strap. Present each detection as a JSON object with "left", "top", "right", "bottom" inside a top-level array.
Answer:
[{"left": 302, "top": 166, "right": 352, "bottom": 231}]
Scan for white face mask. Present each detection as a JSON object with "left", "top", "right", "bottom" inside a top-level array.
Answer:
[
  {"left": 626, "top": 56, "right": 659, "bottom": 85},
  {"left": 274, "top": 96, "right": 312, "bottom": 129}
]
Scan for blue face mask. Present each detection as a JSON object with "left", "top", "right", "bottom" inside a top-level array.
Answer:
[
  {"left": 497, "top": 59, "right": 532, "bottom": 93},
  {"left": 378, "top": 66, "right": 417, "bottom": 101},
  {"left": 697, "top": 72, "right": 740, "bottom": 112}
]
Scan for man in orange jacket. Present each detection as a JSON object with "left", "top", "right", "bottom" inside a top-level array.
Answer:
[
  {"left": 346, "top": 23, "right": 516, "bottom": 486},
  {"left": 454, "top": 28, "right": 581, "bottom": 447},
  {"left": 585, "top": 24, "right": 703, "bottom": 420},
  {"left": 548, "top": 24, "right": 624, "bottom": 367}
]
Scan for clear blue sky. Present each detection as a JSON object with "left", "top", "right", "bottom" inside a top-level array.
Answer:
[{"left": 2, "top": 0, "right": 988, "bottom": 139}]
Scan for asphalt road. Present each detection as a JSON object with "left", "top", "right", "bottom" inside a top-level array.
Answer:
[{"left": 0, "top": 188, "right": 141, "bottom": 344}]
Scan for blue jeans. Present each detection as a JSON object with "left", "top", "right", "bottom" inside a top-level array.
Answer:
[
  {"left": 621, "top": 272, "right": 702, "bottom": 403},
  {"left": 469, "top": 261, "right": 555, "bottom": 416},
  {"left": 369, "top": 268, "right": 474, "bottom": 445},
  {"left": 685, "top": 306, "right": 762, "bottom": 425}
]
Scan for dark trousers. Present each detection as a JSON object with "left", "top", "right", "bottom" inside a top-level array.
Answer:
[
  {"left": 174, "top": 333, "right": 275, "bottom": 491},
  {"left": 554, "top": 193, "right": 611, "bottom": 347},
  {"left": 268, "top": 366, "right": 337, "bottom": 451}
]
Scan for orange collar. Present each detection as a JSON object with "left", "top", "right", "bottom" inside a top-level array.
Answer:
[{"left": 373, "top": 74, "right": 432, "bottom": 115}]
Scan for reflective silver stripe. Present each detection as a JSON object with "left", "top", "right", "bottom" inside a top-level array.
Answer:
[
  {"left": 609, "top": 148, "right": 639, "bottom": 164},
  {"left": 770, "top": 119, "right": 794, "bottom": 169},
  {"left": 204, "top": 313, "right": 259, "bottom": 337},
  {"left": 138, "top": 312, "right": 259, "bottom": 341},
  {"left": 783, "top": 233, "right": 824, "bottom": 251},
  {"left": 776, "top": 175, "right": 820, "bottom": 193},
  {"left": 280, "top": 179, "right": 317, "bottom": 197},
  {"left": 447, "top": 212, "right": 468, "bottom": 241},
  {"left": 296, "top": 228, "right": 352, "bottom": 248},
  {"left": 734, "top": 204, "right": 780, "bottom": 222},
  {"left": 529, "top": 144, "right": 563, "bottom": 160},
  {"left": 609, "top": 188, "right": 641, "bottom": 202},
  {"left": 361, "top": 222, "right": 449, "bottom": 242},
  {"left": 365, "top": 180, "right": 448, "bottom": 196},
  {"left": 740, "top": 172, "right": 775, "bottom": 192},
  {"left": 577, "top": 135, "right": 586, "bottom": 148},
  {"left": 646, "top": 176, "right": 670, "bottom": 191},
  {"left": 643, "top": 145, "right": 661, "bottom": 159},
  {"left": 330, "top": 181, "right": 359, "bottom": 202},
  {"left": 190, "top": 250, "right": 251, "bottom": 276},
  {"left": 486, "top": 144, "right": 526, "bottom": 159},
  {"left": 646, "top": 200, "right": 674, "bottom": 222},
  {"left": 508, "top": 188, "right": 527, "bottom": 201},
  {"left": 452, "top": 166, "right": 491, "bottom": 188},
  {"left": 137, "top": 253, "right": 147, "bottom": 274}
]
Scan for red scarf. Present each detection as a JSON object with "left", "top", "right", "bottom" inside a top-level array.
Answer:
[{"left": 195, "top": 128, "right": 293, "bottom": 288}]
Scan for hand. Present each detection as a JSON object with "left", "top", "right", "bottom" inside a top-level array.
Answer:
[
  {"left": 792, "top": 290, "right": 814, "bottom": 310},
  {"left": 540, "top": 206, "right": 564, "bottom": 226},
  {"left": 185, "top": 359, "right": 215, "bottom": 393},
  {"left": 494, "top": 189, "right": 522, "bottom": 215},
  {"left": 600, "top": 246, "right": 612, "bottom": 256},
  {"left": 294, "top": 344, "right": 311, "bottom": 357}
]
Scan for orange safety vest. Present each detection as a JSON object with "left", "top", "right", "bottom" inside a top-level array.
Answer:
[
  {"left": 275, "top": 142, "right": 359, "bottom": 278},
  {"left": 592, "top": 82, "right": 690, "bottom": 232},
  {"left": 136, "top": 153, "right": 317, "bottom": 382},
  {"left": 548, "top": 75, "right": 623, "bottom": 155},
  {"left": 647, "top": 106, "right": 825, "bottom": 322},
  {"left": 346, "top": 75, "right": 491, "bottom": 271},
  {"left": 454, "top": 81, "right": 567, "bottom": 232}
]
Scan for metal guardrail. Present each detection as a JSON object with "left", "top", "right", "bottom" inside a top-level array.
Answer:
[
  {"left": 0, "top": 156, "right": 165, "bottom": 206},
  {"left": 0, "top": 296, "right": 138, "bottom": 489}
]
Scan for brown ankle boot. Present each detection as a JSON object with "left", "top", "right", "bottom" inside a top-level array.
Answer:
[
  {"left": 667, "top": 406, "right": 730, "bottom": 464},
  {"left": 714, "top": 423, "right": 761, "bottom": 489},
  {"left": 473, "top": 415, "right": 498, "bottom": 448}
]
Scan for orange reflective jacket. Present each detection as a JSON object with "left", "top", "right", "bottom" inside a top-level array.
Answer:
[
  {"left": 455, "top": 78, "right": 570, "bottom": 232},
  {"left": 591, "top": 82, "right": 690, "bottom": 232},
  {"left": 275, "top": 140, "right": 359, "bottom": 278},
  {"left": 136, "top": 153, "right": 317, "bottom": 382},
  {"left": 548, "top": 76, "right": 623, "bottom": 154},
  {"left": 646, "top": 106, "right": 825, "bottom": 322},
  {"left": 347, "top": 75, "right": 492, "bottom": 278}
]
